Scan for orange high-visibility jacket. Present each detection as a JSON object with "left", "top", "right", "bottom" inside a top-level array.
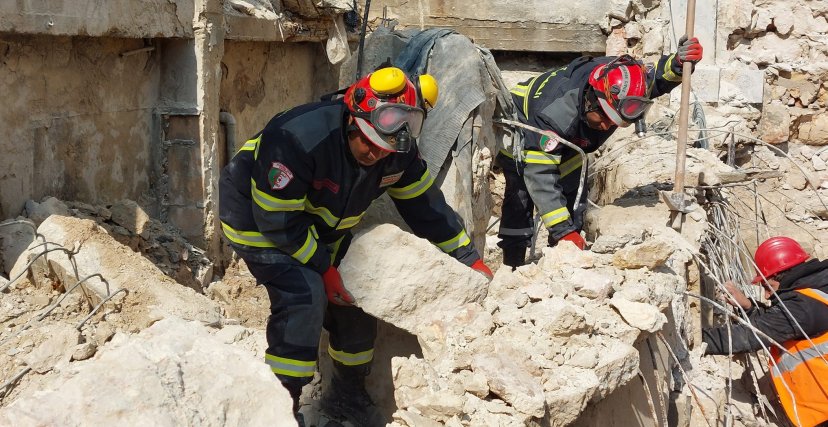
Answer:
[{"left": 770, "top": 288, "right": 828, "bottom": 427}]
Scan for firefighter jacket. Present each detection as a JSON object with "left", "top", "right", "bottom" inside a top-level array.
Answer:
[
  {"left": 702, "top": 259, "right": 828, "bottom": 354},
  {"left": 218, "top": 99, "right": 481, "bottom": 274},
  {"left": 703, "top": 259, "right": 828, "bottom": 426},
  {"left": 507, "top": 54, "right": 685, "bottom": 241}
]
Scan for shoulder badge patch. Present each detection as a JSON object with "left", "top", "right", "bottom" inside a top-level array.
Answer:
[
  {"left": 540, "top": 134, "right": 559, "bottom": 152},
  {"left": 268, "top": 162, "right": 294, "bottom": 190},
  {"left": 379, "top": 171, "right": 404, "bottom": 187}
]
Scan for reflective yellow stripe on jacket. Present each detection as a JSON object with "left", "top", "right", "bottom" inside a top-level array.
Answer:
[
  {"left": 292, "top": 227, "right": 319, "bottom": 264},
  {"left": 304, "top": 201, "right": 365, "bottom": 230},
  {"left": 436, "top": 230, "right": 471, "bottom": 253},
  {"left": 524, "top": 150, "right": 561, "bottom": 165},
  {"left": 221, "top": 222, "right": 276, "bottom": 248},
  {"left": 251, "top": 179, "right": 305, "bottom": 212},
  {"left": 239, "top": 135, "right": 260, "bottom": 153},
  {"left": 662, "top": 54, "right": 681, "bottom": 82},
  {"left": 541, "top": 207, "right": 570, "bottom": 228},
  {"left": 560, "top": 156, "right": 583, "bottom": 178},
  {"left": 387, "top": 169, "right": 434, "bottom": 200}
]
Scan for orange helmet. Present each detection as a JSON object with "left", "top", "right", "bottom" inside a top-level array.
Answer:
[
  {"left": 344, "top": 67, "right": 428, "bottom": 153},
  {"left": 751, "top": 236, "right": 810, "bottom": 283},
  {"left": 587, "top": 55, "right": 652, "bottom": 127}
]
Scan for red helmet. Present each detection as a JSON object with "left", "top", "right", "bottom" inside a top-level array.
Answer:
[
  {"left": 344, "top": 67, "right": 425, "bottom": 153},
  {"left": 751, "top": 236, "right": 810, "bottom": 283},
  {"left": 587, "top": 55, "right": 652, "bottom": 127}
]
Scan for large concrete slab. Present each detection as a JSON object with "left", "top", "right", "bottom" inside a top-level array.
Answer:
[{"left": 369, "top": 0, "right": 609, "bottom": 52}]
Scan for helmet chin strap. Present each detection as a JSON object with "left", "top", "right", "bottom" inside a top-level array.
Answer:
[
  {"left": 395, "top": 127, "right": 413, "bottom": 153},
  {"left": 582, "top": 88, "right": 600, "bottom": 122}
]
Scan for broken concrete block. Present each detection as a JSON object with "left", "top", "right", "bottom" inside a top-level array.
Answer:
[
  {"left": 24, "top": 197, "right": 71, "bottom": 226},
  {"left": 109, "top": 199, "right": 151, "bottom": 236},
  {"left": 798, "top": 114, "right": 828, "bottom": 146},
  {"left": 22, "top": 324, "right": 79, "bottom": 374},
  {"left": 1, "top": 318, "right": 295, "bottom": 426},
  {"left": 591, "top": 231, "right": 645, "bottom": 254},
  {"left": 610, "top": 297, "right": 667, "bottom": 332},
  {"left": 720, "top": 67, "right": 765, "bottom": 105},
  {"left": 16, "top": 216, "right": 222, "bottom": 330},
  {"left": 339, "top": 224, "right": 488, "bottom": 335},
  {"left": 612, "top": 239, "right": 673, "bottom": 270},
  {"left": 71, "top": 342, "right": 97, "bottom": 361},
  {"left": 472, "top": 353, "right": 546, "bottom": 418},
  {"left": 526, "top": 297, "right": 590, "bottom": 337},
  {"left": 571, "top": 268, "right": 616, "bottom": 300},
  {"left": 689, "top": 65, "right": 721, "bottom": 103},
  {"left": 757, "top": 101, "right": 791, "bottom": 144},
  {"left": 0, "top": 218, "right": 36, "bottom": 276}
]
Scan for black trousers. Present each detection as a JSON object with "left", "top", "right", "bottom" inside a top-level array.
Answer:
[
  {"left": 496, "top": 152, "right": 588, "bottom": 251},
  {"left": 244, "top": 256, "right": 377, "bottom": 390}
]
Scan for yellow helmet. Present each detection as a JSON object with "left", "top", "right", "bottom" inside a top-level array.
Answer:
[
  {"left": 417, "top": 74, "right": 439, "bottom": 110},
  {"left": 368, "top": 67, "right": 408, "bottom": 96}
]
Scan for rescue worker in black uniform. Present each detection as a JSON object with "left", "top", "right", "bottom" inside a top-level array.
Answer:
[
  {"left": 497, "top": 36, "right": 704, "bottom": 267},
  {"left": 703, "top": 237, "right": 828, "bottom": 427},
  {"left": 218, "top": 67, "right": 492, "bottom": 426}
]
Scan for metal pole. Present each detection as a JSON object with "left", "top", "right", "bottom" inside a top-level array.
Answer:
[
  {"left": 355, "top": 0, "right": 373, "bottom": 81},
  {"left": 670, "top": 0, "right": 696, "bottom": 231}
]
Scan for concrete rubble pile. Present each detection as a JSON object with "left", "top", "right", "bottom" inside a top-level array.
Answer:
[
  {"left": 0, "top": 214, "right": 294, "bottom": 425},
  {"left": 340, "top": 223, "right": 691, "bottom": 426},
  {"left": 0, "top": 74, "right": 771, "bottom": 426},
  {"left": 0, "top": 189, "right": 706, "bottom": 427},
  {"left": 0, "top": 197, "right": 215, "bottom": 293}
]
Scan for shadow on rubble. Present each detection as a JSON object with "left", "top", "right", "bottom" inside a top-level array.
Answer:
[
  {"left": 307, "top": 319, "right": 422, "bottom": 425},
  {"left": 607, "top": 182, "right": 675, "bottom": 208}
]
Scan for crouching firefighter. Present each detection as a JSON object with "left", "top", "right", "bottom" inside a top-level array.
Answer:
[
  {"left": 498, "top": 36, "right": 703, "bottom": 267},
  {"left": 218, "top": 67, "right": 493, "bottom": 426}
]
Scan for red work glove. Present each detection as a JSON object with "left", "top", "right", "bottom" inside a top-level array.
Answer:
[
  {"left": 675, "top": 35, "right": 703, "bottom": 66},
  {"left": 558, "top": 231, "right": 586, "bottom": 250},
  {"left": 322, "top": 266, "right": 355, "bottom": 306},
  {"left": 470, "top": 259, "right": 493, "bottom": 280}
]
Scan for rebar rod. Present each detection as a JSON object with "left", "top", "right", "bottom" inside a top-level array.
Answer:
[
  {"left": 656, "top": 332, "right": 713, "bottom": 427},
  {"left": 35, "top": 273, "right": 106, "bottom": 322},
  {"left": 0, "top": 245, "right": 79, "bottom": 293},
  {"left": 0, "top": 367, "right": 31, "bottom": 400},
  {"left": 76, "top": 288, "right": 128, "bottom": 330},
  {"left": 637, "top": 368, "right": 661, "bottom": 427}
]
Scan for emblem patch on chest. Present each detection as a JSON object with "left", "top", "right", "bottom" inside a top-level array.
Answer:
[
  {"left": 268, "top": 162, "right": 294, "bottom": 190},
  {"left": 379, "top": 172, "right": 404, "bottom": 187}
]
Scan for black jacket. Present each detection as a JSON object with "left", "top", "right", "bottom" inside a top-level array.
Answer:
[
  {"left": 703, "top": 259, "right": 828, "bottom": 355},
  {"left": 510, "top": 54, "right": 684, "bottom": 242},
  {"left": 219, "top": 99, "right": 480, "bottom": 274}
]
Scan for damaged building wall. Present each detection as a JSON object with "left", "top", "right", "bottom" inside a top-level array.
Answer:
[
  {"left": 0, "top": 1, "right": 343, "bottom": 256},
  {"left": 0, "top": 35, "right": 161, "bottom": 219},
  {"left": 219, "top": 41, "right": 339, "bottom": 153}
]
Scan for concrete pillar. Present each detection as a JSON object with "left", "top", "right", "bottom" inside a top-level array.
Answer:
[{"left": 194, "top": 0, "right": 226, "bottom": 265}]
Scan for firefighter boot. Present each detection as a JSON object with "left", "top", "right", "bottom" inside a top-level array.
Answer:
[
  {"left": 282, "top": 378, "right": 306, "bottom": 427},
  {"left": 320, "top": 361, "right": 387, "bottom": 426},
  {"left": 502, "top": 246, "right": 527, "bottom": 270}
]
